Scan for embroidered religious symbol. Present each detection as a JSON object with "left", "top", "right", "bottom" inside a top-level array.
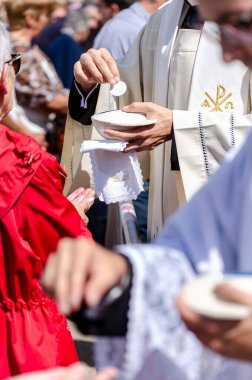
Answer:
[{"left": 201, "top": 85, "right": 234, "bottom": 112}]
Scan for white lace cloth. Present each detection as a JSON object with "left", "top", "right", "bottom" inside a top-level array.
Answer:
[
  {"left": 80, "top": 140, "right": 144, "bottom": 203},
  {"left": 95, "top": 245, "right": 252, "bottom": 380}
]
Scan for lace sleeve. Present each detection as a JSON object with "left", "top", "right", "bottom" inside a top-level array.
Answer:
[
  {"left": 94, "top": 244, "right": 252, "bottom": 380},
  {"left": 95, "top": 245, "right": 200, "bottom": 379}
]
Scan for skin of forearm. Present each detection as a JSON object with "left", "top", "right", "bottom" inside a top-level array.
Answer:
[
  {"left": 2, "top": 115, "right": 30, "bottom": 134},
  {"left": 46, "top": 94, "right": 68, "bottom": 114}
]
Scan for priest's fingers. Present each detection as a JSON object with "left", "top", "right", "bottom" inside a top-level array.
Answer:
[
  {"left": 99, "top": 48, "right": 120, "bottom": 81},
  {"left": 124, "top": 136, "right": 169, "bottom": 152},
  {"left": 215, "top": 284, "right": 252, "bottom": 307},
  {"left": 80, "top": 53, "right": 105, "bottom": 83},
  {"left": 104, "top": 126, "right": 153, "bottom": 141},
  {"left": 123, "top": 102, "right": 161, "bottom": 117},
  {"left": 123, "top": 139, "right": 145, "bottom": 152},
  {"left": 74, "top": 61, "right": 96, "bottom": 91},
  {"left": 80, "top": 49, "right": 119, "bottom": 86},
  {"left": 125, "top": 102, "right": 173, "bottom": 126}
]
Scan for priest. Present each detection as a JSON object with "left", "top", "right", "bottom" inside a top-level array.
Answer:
[{"left": 62, "top": 0, "right": 252, "bottom": 240}]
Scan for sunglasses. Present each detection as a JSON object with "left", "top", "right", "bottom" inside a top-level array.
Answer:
[{"left": 5, "top": 54, "right": 21, "bottom": 75}]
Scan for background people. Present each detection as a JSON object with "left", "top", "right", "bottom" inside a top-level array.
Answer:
[{"left": 5, "top": 0, "right": 69, "bottom": 157}]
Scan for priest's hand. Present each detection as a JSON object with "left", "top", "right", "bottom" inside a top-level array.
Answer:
[
  {"left": 74, "top": 48, "right": 120, "bottom": 91},
  {"left": 104, "top": 102, "right": 173, "bottom": 152},
  {"left": 177, "top": 284, "right": 252, "bottom": 361},
  {"left": 9, "top": 363, "right": 118, "bottom": 380},
  {"left": 41, "top": 237, "right": 129, "bottom": 315}
]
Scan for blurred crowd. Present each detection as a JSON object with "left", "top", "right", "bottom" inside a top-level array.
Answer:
[{"left": 0, "top": 0, "right": 135, "bottom": 159}]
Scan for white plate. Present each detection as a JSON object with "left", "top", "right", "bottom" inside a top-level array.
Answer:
[
  {"left": 181, "top": 275, "right": 252, "bottom": 320},
  {"left": 91, "top": 110, "right": 156, "bottom": 139}
]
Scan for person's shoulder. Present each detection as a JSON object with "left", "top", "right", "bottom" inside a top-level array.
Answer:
[
  {"left": 116, "top": 6, "right": 135, "bottom": 19},
  {"left": 0, "top": 125, "right": 45, "bottom": 211},
  {"left": 0, "top": 125, "right": 49, "bottom": 178},
  {"left": 1, "top": 124, "right": 41, "bottom": 153},
  {"left": 93, "top": 18, "right": 122, "bottom": 49},
  {"left": 104, "top": 6, "right": 135, "bottom": 28},
  {"left": 137, "top": 0, "right": 168, "bottom": 40}
]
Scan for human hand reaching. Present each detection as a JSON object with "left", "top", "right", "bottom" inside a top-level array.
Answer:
[{"left": 42, "top": 237, "right": 129, "bottom": 315}]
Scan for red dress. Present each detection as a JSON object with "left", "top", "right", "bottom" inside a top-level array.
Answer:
[{"left": 0, "top": 125, "right": 92, "bottom": 378}]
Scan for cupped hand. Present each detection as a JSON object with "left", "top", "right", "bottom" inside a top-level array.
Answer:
[
  {"left": 74, "top": 48, "right": 120, "bottom": 91},
  {"left": 177, "top": 286, "right": 252, "bottom": 361},
  {"left": 67, "top": 187, "right": 95, "bottom": 223},
  {"left": 104, "top": 102, "right": 173, "bottom": 152}
]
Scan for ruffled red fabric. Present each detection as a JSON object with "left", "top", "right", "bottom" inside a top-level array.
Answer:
[{"left": 0, "top": 125, "right": 92, "bottom": 378}]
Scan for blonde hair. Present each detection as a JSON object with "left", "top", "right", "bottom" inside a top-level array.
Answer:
[{"left": 5, "top": 0, "right": 55, "bottom": 30}]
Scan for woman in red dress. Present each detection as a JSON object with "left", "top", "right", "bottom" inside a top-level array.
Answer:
[{"left": 0, "top": 23, "right": 93, "bottom": 378}]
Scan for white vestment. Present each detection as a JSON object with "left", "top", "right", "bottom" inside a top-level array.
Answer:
[
  {"left": 61, "top": 0, "right": 252, "bottom": 239},
  {"left": 95, "top": 130, "right": 252, "bottom": 380}
]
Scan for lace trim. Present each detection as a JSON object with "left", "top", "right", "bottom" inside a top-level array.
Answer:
[
  {"left": 230, "top": 113, "right": 235, "bottom": 148},
  {"left": 198, "top": 112, "right": 210, "bottom": 177},
  {"left": 121, "top": 246, "right": 149, "bottom": 380},
  {"left": 129, "top": 154, "right": 144, "bottom": 194},
  {"left": 89, "top": 151, "right": 144, "bottom": 204}
]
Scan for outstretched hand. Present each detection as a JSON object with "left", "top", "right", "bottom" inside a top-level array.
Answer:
[{"left": 42, "top": 237, "right": 129, "bottom": 315}]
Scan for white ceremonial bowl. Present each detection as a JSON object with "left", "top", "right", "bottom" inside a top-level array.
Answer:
[
  {"left": 91, "top": 110, "right": 156, "bottom": 139},
  {"left": 181, "top": 274, "right": 252, "bottom": 320}
]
